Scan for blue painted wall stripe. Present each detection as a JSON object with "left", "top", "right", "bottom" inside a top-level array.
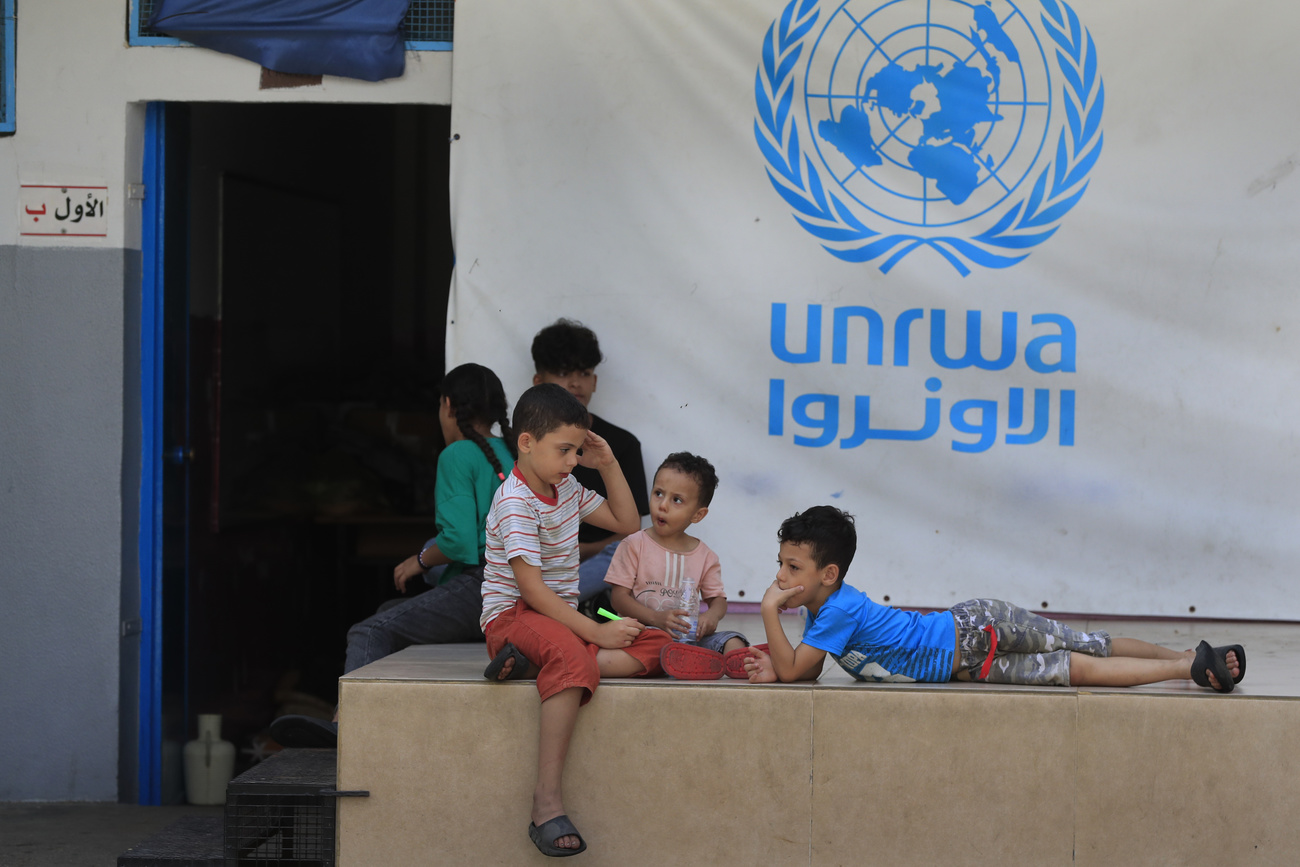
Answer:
[{"left": 137, "top": 101, "right": 166, "bottom": 805}]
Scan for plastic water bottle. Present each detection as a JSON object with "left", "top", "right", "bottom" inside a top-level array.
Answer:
[{"left": 675, "top": 573, "right": 700, "bottom": 643}]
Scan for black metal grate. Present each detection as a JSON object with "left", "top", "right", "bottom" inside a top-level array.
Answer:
[
  {"left": 135, "top": 0, "right": 453, "bottom": 46},
  {"left": 403, "top": 0, "right": 455, "bottom": 44},
  {"left": 223, "top": 749, "right": 337, "bottom": 866}
]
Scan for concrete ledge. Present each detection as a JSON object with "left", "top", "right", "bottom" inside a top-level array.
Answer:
[{"left": 336, "top": 636, "right": 1300, "bottom": 866}]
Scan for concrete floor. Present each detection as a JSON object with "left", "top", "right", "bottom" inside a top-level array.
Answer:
[
  {"left": 0, "top": 802, "right": 223, "bottom": 867},
  {"left": 3, "top": 612, "right": 1294, "bottom": 866}
]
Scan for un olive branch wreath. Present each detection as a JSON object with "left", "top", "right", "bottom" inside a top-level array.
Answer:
[{"left": 754, "top": 0, "right": 1103, "bottom": 276}]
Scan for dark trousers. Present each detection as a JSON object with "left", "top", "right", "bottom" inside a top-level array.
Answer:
[{"left": 343, "top": 569, "right": 486, "bottom": 674}]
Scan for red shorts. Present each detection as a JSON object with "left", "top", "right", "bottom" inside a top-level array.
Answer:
[{"left": 484, "top": 601, "right": 671, "bottom": 704}]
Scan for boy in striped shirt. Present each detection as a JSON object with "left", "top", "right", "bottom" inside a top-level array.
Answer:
[{"left": 480, "top": 382, "right": 670, "bottom": 857}]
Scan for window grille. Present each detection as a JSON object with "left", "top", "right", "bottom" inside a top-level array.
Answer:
[
  {"left": 402, "top": 0, "right": 455, "bottom": 49},
  {"left": 129, "top": 0, "right": 454, "bottom": 50},
  {"left": 1, "top": 0, "right": 14, "bottom": 133}
]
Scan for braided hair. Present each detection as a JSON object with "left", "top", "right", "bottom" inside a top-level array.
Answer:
[{"left": 440, "top": 363, "right": 516, "bottom": 481}]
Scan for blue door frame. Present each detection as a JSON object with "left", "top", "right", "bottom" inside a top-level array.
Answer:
[{"left": 137, "top": 101, "right": 167, "bottom": 805}]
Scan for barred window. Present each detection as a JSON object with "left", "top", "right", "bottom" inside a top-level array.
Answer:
[{"left": 129, "top": 0, "right": 454, "bottom": 50}]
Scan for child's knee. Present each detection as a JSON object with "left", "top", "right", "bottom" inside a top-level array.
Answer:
[
  {"left": 595, "top": 648, "right": 647, "bottom": 678},
  {"left": 534, "top": 648, "right": 601, "bottom": 703},
  {"left": 623, "top": 630, "right": 672, "bottom": 676}
]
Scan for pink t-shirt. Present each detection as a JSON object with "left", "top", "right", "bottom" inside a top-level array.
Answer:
[
  {"left": 603, "top": 529, "right": 724, "bottom": 613},
  {"left": 480, "top": 467, "right": 604, "bottom": 630}
]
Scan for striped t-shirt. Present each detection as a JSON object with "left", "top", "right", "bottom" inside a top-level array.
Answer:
[{"left": 480, "top": 467, "right": 604, "bottom": 630}]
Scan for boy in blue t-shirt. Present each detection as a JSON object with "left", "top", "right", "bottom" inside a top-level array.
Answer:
[{"left": 743, "top": 506, "right": 1245, "bottom": 693}]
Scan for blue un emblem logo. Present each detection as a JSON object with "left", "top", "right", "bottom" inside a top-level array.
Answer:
[{"left": 755, "top": 0, "right": 1103, "bottom": 275}]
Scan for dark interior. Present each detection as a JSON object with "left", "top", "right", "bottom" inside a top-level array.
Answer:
[{"left": 159, "top": 102, "right": 454, "bottom": 788}]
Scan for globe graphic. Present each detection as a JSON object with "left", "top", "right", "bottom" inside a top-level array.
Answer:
[{"left": 804, "top": 0, "right": 1053, "bottom": 228}]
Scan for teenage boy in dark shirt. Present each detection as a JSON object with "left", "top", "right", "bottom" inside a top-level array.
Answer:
[{"left": 531, "top": 318, "right": 650, "bottom": 601}]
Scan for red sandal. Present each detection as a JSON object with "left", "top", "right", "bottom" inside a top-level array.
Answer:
[
  {"left": 723, "top": 644, "right": 769, "bottom": 679},
  {"left": 661, "top": 643, "right": 724, "bottom": 680}
]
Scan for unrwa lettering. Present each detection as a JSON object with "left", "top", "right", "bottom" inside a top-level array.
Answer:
[
  {"left": 768, "top": 378, "right": 1075, "bottom": 453},
  {"left": 770, "top": 303, "right": 1076, "bottom": 373}
]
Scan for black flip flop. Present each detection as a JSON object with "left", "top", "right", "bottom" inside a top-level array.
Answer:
[
  {"left": 1214, "top": 644, "right": 1246, "bottom": 684},
  {"left": 484, "top": 642, "right": 532, "bottom": 681},
  {"left": 1190, "top": 640, "right": 1234, "bottom": 693},
  {"left": 528, "top": 814, "right": 587, "bottom": 857},
  {"left": 269, "top": 714, "right": 338, "bottom": 748}
]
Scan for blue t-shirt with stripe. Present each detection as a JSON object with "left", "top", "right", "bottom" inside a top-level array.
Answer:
[{"left": 802, "top": 584, "right": 955, "bottom": 682}]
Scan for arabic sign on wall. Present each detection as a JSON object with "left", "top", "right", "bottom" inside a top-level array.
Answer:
[
  {"left": 19, "top": 185, "right": 108, "bottom": 237},
  {"left": 446, "top": 0, "right": 1300, "bottom": 619}
]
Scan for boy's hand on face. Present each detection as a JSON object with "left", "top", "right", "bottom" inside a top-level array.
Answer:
[
  {"left": 592, "top": 617, "right": 644, "bottom": 649},
  {"left": 762, "top": 579, "right": 804, "bottom": 612},
  {"left": 576, "top": 430, "right": 617, "bottom": 470},
  {"left": 744, "top": 647, "right": 777, "bottom": 683}
]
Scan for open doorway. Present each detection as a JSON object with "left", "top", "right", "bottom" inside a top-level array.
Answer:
[{"left": 154, "top": 102, "right": 453, "bottom": 801}]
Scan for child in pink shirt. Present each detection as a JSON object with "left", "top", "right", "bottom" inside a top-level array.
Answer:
[{"left": 605, "top": 452, "right": 756, "bottom": 679}]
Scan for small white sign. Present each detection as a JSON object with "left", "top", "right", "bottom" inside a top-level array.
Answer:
[{"left": 20, "top": 185, "right": 109, "bottom": 237}]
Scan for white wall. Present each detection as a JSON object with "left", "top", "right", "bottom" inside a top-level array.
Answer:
[
  {"left": 0, "top": 1, "right": 453, "bottom": 249},
  {"left": 447, "top": 0, "right": 1300, "bottom": 619}
]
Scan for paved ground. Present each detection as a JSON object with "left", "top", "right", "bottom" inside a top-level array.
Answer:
[{"left": 0, "top": 802, "right": 223, "bottom": 867}]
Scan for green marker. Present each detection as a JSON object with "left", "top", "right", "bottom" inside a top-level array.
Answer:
[{"left": 597, "top": 607, "right": 621, "bottom": 621}]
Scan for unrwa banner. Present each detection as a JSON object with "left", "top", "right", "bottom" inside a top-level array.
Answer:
[{"left": 447, "top": 0, "right": 1300, "bottom": 619}]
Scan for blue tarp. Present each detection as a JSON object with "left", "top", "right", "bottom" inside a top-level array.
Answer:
[{"left": 150, "top": 0, "right": 411, "bottom": 82}]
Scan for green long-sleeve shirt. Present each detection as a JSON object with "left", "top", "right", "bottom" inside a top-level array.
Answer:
[{"left": 434, "top": 437, "right": 514, "bottom": 581}]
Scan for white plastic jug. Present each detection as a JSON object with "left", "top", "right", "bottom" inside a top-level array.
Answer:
[{"left": 183, "top": 713, "right": 236, "bottom": 805}]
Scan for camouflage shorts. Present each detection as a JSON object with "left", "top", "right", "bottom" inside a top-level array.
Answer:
[{"left": 950, "top": 599, "right": 1111, "bottom": 687}]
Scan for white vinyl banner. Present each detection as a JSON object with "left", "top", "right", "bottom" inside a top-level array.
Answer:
[{"left": 448, "top": 0, "right": 1300, "bottom": 618}]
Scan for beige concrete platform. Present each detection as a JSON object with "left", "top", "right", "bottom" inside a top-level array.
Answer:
[{"left": 336, "top": 614, "right": 1300, "bottom": 866}]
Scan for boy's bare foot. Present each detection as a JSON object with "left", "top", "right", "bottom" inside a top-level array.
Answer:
[
  {"left": 1188, "top": 642, "right": 1243, "bottom": 692},
  {"left": 492, "top": 654, "right": 541, "bottom": 680},
  {"left": 1216, "top": 649, "right": 1237, "bottom": 691},
  {"left": 484, "top": 643, "right": 538, "bottom": 681},
  {"left": 1180, "top": 647, "right": 1241, "bottom": 689}
]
